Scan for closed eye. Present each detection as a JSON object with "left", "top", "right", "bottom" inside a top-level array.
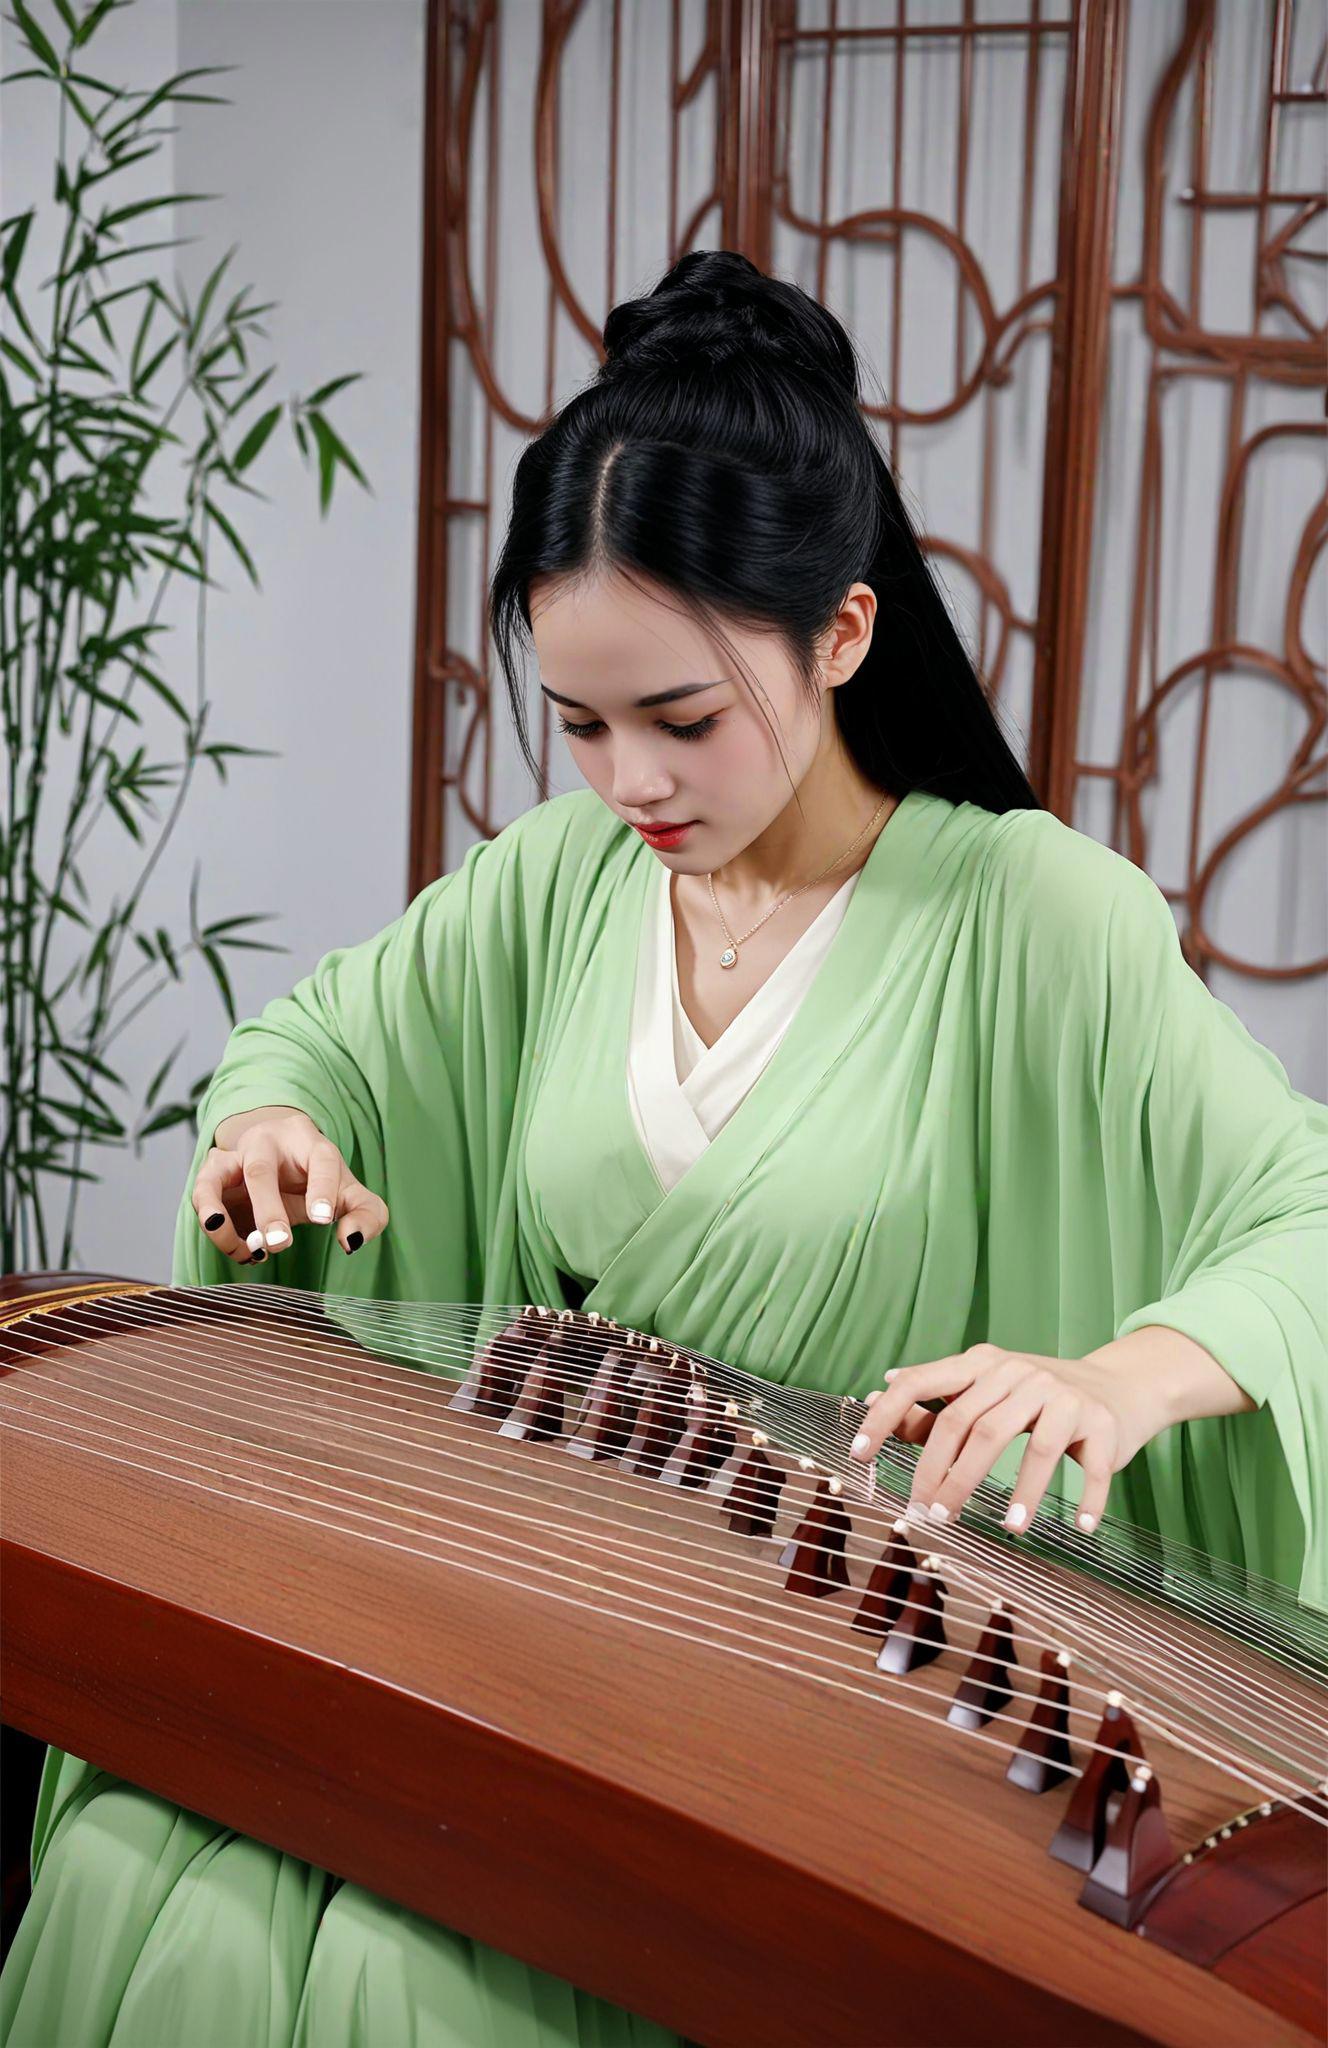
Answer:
[{"left": 555, "top": 714, "right": 719, "bottom": 743}]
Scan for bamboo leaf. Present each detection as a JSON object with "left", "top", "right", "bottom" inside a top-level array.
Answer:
[
  {"left": 201, "top": 911, "right": 281, "bottom": 938},
  {"left": 101, "top": 192, "right": 216, "bottom": 232},
  {"left": 304, "top": 371, "right": 363, "bottom": 409},
  {"left": 132, "top": 332, "right": 177, "bottom": 394},
  {"left": 188, "top": 244, "right": 235, "bottom": 349},
  {"left": 308, "top": 410, "right": 337, "bottom": 512},
  {"left": 73, "top": 0, "right": 122, "bottom": 47},
  {"left": 128, "top": 660, "right": 190, "bottom": 724},
  {"left": 144, "top": 1039, "right": 185, "bottom": 1111},
  {"left": 232, "top": 401, "right": 280, "bottom": 472},
  {"left": 102, "top": 64, "right": 237, "bottom": 146},
  {"left": 76, "top": 678, "right": 142, "bottom": 721},
  {"left": 204, "top": 493, "right": 258, "bottom": 586},
  {"left": 307, "top": 409, "right": 370, "bottom": 511},
  {"left": 105, "top": 785, "right": 144, "bottom": 839},
  {"left": 10, "top": 1, "right": 61, "bottom": 75},
  {"left": 201, "top": 940, "right": 236, "bottom": 1024},
  {"left": 2, "top": 207, "right": 34, "bottom": 292},
  {"left": 155, "top": 925, "right": 181, "bottom": 979},
  {"left": 0, "top": 334, "right": 40, "bottom": 379},
  {"left": 136, "top": 1100, "right": 196, "bottom": 1139},
  {"left": 200, "top": 740, "right": 278, "bottom": 784}
]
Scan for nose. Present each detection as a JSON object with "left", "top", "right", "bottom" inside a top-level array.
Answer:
[{"left": 610, "top": 738, "right": 677, "bottom": 812}]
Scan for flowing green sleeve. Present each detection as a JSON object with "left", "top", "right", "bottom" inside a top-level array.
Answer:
[
  {"left": 170, "top": 790, "right": 609, "bottom": 1312},
  {"left": 1103, "top": 862, "right": 1327, "bottom": 1601},
  {"left": 992, "top": 814, "right": 1328, "bottom": 1602}
]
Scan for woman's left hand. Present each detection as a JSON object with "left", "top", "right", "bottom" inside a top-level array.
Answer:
[{"left": 846, "top": 1343, "right": 1171, "bottom": 1533}]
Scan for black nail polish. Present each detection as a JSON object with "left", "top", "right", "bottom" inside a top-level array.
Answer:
[
  {"left": 204, "top": 1212, "right": 225, "bottom": 1231},
  {"left": 251, "top": 1247, "right": 267, "bottom": 1263},
  {"left": 346, "top": 1230, "right": 363, "bottom": 1253}
]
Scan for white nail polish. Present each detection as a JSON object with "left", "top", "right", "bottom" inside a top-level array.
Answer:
[
  {"left": 265, "top": 1225, "right": 290, "bottom": 1246},
  {"left": 246, "top": 1229, "right": 264, "bottom": 1251},
  {"left": 1004, "top": 1502, "right": 1028, "bottom": 1529},
  {"left": 850, "top": 1432, "right": 872, "bottom": 1457},
  {"left": 927, "top": 1501, "right": 951, "bottom": 1524},
  {"left": 309, "top": 1200, "right": 333, "bottom": 1222},
  {"left": 1078, "top": 1512, "right": 1097, "bottom": 1532}
]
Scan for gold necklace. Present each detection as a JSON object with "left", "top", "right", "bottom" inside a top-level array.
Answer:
[{"left": 705, "top": 794, "right": 892, "bottom": 969}]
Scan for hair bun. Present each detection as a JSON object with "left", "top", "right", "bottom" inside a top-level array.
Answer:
[{"left": 600, "top": 249, "right": 859, "bottom": 397}]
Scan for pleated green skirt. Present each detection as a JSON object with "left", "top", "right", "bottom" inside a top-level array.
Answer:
[{"left": 0, "top": 1748, "right": 686, "bottom": 2048}]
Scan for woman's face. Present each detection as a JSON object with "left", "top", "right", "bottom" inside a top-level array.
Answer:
[{"left": 529, "top": 568, "right": 860, "bottom": 871}]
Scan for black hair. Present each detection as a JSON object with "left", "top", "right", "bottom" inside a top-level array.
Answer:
[{"left": 488, "top": 249, "right": 1039, "bottom": 816}]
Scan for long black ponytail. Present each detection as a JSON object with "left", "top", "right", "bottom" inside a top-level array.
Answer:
[{"left": 490, "top": 249, "right": 1039, "bottom": 816}]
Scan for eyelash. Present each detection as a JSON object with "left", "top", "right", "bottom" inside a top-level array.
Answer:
[{"left": 555, "top": 714, "right": 719, "bottom": 744}]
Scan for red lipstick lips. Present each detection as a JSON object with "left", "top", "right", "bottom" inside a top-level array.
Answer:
[{"left": 632, "top": 820, "right": 696, "bottom": 849}]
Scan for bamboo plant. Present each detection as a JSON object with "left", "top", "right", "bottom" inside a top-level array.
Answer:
[{"left": 1, "top": 0, "right": 371, "bottom": 1273}]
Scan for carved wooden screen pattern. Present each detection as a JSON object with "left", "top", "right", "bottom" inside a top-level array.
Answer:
[{"left": 410, "top": 0, "right": 1326, "bottom": 1077}]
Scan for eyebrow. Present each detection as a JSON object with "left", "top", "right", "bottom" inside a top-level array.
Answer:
[{"left": 539, "top": 680, "right": 728, "bottom": 711}]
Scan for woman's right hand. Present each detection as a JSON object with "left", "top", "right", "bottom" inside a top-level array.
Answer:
[{"left": 191, "top": 1108, "right": 390, "bottom": 1264}]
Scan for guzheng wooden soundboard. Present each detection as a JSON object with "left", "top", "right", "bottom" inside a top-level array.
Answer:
[{"left": 1, "top": 1274, "right": 1325, "bottom": 2048}]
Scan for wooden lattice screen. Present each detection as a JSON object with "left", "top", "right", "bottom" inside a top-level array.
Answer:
[{"left": 409, "top": 0, "right": 1326, "bottom": 1021}]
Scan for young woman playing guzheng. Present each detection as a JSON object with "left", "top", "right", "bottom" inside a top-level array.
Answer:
[{"left": 3, "top": 251, "right": 1325, "bottom": 2048}]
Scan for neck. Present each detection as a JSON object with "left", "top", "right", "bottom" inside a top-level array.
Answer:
[{"left": 710, "top": 746, "right": 895, "bottom": 905}]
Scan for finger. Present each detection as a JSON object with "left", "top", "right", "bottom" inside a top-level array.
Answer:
[
  {"left": 192, "top": 1151, "right": 254, "bottom": 1264},
  {"left": 239, "top": 1147, "right": 295, "bottom": 1255},
  {"left": 1002, "top": 1394, "right": 1085, "bottom": 1531},
  {"left": 848, "top": 1354, "right": 990, "bottom": 1461},
  {"left": 1072, "top": 1448, "right": 1114, "bottom": 1535},
  {"left": 334, "top": 1179, "right": 389, "bottom": 1257},
  {"left": 303, "top": 1137, "right": 351, "bottom": 1228},
  {"left": 895, "top": 1405, "right": 938, "bottom": 1446},
  {"left": 908, "top": 1357, "right": 1027, "bottom": 1505},
  {"left": 918, "top": 1382, "right": 1052, "bottom": 1524}
]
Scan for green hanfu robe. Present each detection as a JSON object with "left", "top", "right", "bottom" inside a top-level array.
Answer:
[{"left": 3, "top": 785, "right": 1325, "bottom": 2048}]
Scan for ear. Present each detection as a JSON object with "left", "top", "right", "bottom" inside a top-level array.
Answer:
[{"left": 818, "top": 582, "right": 877, "bottom": 690}]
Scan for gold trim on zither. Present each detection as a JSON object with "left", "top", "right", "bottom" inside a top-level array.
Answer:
[{"left": 0, "top": 1282, "right": 165, "bottom": 1332}]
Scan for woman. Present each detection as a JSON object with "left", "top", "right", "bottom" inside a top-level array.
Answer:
[{"left": 3, "top": 250, "right": 1324, "bottom": 2048}]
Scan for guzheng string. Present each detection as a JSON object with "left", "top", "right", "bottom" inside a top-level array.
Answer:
[
  {"left": 12, "top": 1308, "right": 1315, "bottom": 1781},
  {"left": 5, "top": 1286, "right": 1319, "bottom": 1818},
  {"left": 1, "top": 1378, "right": 1320, "bottom": 1822},
  {"left": 10, "top": 1277, "right": 1328, "bottom": 1728},
  {"left": 11, "top": 1281, "right": 1325, "bottom": 1683},
  {"left": 220, "top": 1285, "right": 1328, "bottom": 1632},
  {"left": 2, "top": 1403, "right": 1322, "bottom": 1817},
  {"left": 11, "top": 1278, "right": 1321, "bottom": 1672},
  {"left": 187, "top": 1285, "right": 1328, "bottom": 1614},
  {"left": 165, "top": 1286, "right": 1328, "bottom": 1670},
  {"left": 8, "top": 1292, "right": 1323, "bottom": 1778}
]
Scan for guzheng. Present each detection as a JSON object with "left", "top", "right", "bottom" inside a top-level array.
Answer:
[{"left": 1, "top": 1273, "right": 1324, "bottom": 2048}]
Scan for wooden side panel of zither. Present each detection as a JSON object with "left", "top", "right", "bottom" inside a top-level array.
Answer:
[{"left": 1, "top": 1274, "right": 1324, "bottom": 2048}]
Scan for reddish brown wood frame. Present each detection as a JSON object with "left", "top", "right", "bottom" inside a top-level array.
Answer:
[{"left": 408, "top": 0, "right": 1326, "bottom": 997}]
